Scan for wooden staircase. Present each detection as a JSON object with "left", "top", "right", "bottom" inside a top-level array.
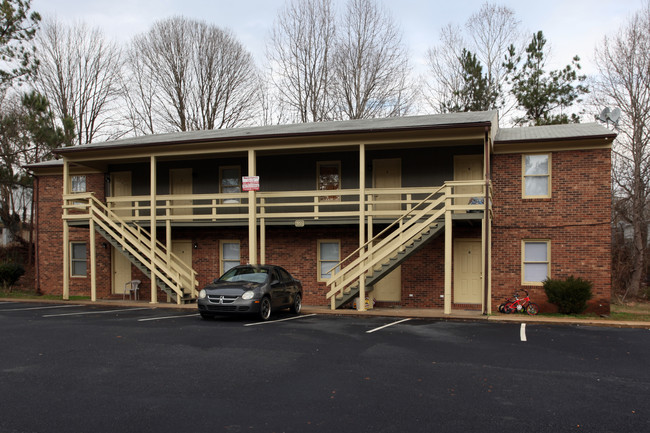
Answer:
[
  {"left": 65, "top": 193, "right": 199, "bottom": 304},
  {"left": 326, "top": 185, "right": 449, "bottom": 309}
]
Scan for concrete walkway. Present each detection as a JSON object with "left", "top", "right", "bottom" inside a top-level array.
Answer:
[{"left": 2, "top": 297, "right": 649, "bottom": 329}]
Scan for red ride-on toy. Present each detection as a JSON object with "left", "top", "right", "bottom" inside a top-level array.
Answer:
[{"left": 498, "top": 289, "right": 539, "bottom": 315}]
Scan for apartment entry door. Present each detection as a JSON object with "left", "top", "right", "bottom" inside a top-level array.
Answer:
[
  {"left": 371, "top": 158, "right": 402, "bottom": 302},
  {"left": 453, "top": 239, "right": 482, "bottom": 304},
  {"left": 112, "top": 247, "right": 132, "bottom": 295},
  {"left": 172, "top": 240, "right": 193, "bottom": 269},
  {"left": 453, "top": 155, "right": 483, "bottom": 212},
  {"left": 111, "top": 171, "right": 132, "bottom": 218},
  {"left": 170, "top": 168, "right": 192, "bottom": 218}
]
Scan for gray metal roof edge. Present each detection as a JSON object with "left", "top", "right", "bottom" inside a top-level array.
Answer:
[{"left": 54, "top": 111, "right": 499, "bottom": 155}]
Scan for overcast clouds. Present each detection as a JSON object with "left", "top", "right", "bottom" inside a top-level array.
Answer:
[{"left": 31, "top": 0, "right": 641, "bottom": 76}]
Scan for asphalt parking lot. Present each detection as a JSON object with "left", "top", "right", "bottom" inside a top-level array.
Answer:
[{"left": 1, "top": 301, "right": 649, "bottom": 433}]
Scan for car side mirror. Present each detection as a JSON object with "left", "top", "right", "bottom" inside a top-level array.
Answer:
[
  {"left": 213, "top": 278, "right": 219, "bottom": 284},
  {"left": 271, "top": 279, "right": 280, "bottom": 286}
]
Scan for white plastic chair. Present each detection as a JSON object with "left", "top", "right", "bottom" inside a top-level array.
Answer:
[{"left": 123, "top": 280, "right": 141, "bottom": 300}]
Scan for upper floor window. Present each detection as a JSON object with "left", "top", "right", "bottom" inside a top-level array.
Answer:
[
  {"left": 317, "top": 161, "right": 341, "bottom": 201},
  {"left": 220, "top": 166, "right": 241, "bottom": 204},
  {"left": 523, "top": 154, "right": 550, "bottom": 198},
  {"left": 522, "top": 240, "right": 550, "bottom": 285},
  {"left": 71, "top": 175, "right": 86, "bottom": 193}
]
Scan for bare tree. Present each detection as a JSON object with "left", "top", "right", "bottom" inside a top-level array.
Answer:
[
  {"left": 267, "top": 0, "right": 336, "bottom": 123},
  {"left": 127, "top": 16, "right": 260, "bottom": 133},
  {"left": 333, "top": 0, "right": 412, "bottom": 119},
  {"left": 425, "top": 24, "right": 466, "bottom": 112},
  {"left": 466, "top": 2, "right": 521, "bottom": 111},
  {"left": 425, "top": 2, "right": 522, "bottom": 116},
  {"left": 34, "top": 18, "right": 122, "bottom": 145},
  {"left": 594, "top": 2, "right": 650, "bottom": 299}
]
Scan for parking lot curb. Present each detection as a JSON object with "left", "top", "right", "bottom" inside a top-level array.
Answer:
[{"left": 2, "top": 297, "right": 650, "bottom": 329}]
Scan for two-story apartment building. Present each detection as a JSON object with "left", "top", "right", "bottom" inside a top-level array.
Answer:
[{"left": 28, "top": 111, "right": 615, "bottom": 314}]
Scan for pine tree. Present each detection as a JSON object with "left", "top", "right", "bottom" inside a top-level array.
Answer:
[{"left": 504, "top": 31, "right": 588, "bottom": 126}]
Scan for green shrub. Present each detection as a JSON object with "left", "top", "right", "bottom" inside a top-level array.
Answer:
[
  {"left": 543, "top": 276, "right": 593, "bottom": 314},
  {"left": 0, "top": 262, "right": 25, "bottom": 292}
]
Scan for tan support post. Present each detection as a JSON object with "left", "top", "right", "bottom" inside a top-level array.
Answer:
[
  {"left": 357, "top": 144, "right": 366, "bottom": 311},
  {"left": 62, "top": 158, "right": 70, "bottom": 300},
  {"left": 260, "top": 198, "right": 266, "bottom": 265},
  {"left": 444, "top": 186, "right": 452, "bottom": 315},
  {"left": 150, "top": 156, "right": 158, "bottom": 304},
  {"left": 248, "top": 150, "right": 257, "bottom": 265},
  {"left": 89, "top": 207, "right": 97, "bottom": 302}
]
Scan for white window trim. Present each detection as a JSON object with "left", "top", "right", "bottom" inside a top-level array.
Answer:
[
  {"left": 522, "top": 153, "right": 551, "bottom": 199},
  {"left": 521, "top": 239, "right": 551, "bottom": 285}
]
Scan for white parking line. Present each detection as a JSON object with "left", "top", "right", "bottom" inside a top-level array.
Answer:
[
  {"left": 43, "top": 307, "right": 150, "bottom": 318},
  {"left": 0, "top": 304, "right": 81, "bottom": 312},
  {"left": 366, "top": 318, "right": 412, "bottom": 334},
  {"left": 138, "top": 313, "right": 200, "bottom": 322},
  {"left": 243, "top": 313, "right": 317, "bottom": 326},
  {"left": 520, "top": 323, "right": 527, "bottom": 342}
]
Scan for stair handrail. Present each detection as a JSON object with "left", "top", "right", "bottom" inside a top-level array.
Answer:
[
  {"left": 325, "top": 184, "right": 446, "bottom": 279},
  {"left": 88, "top": 195, "right": 199, "bottom": 298},
  {"left": 67, "top": 193, "right": 199, "bottom": 300},
  {"left": 325, "top": 204, "right": 446, "bottom": 300}
]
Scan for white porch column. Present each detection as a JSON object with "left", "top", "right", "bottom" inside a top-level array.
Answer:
[
  {"left": 150, "top": 156, "right": 158, "bottom": 303},
  {"left": 248, "top": 150, "right": 257, "bottom": 265},
  {"left": 62, "top": 158, "right": 70, "bottom": 300}
]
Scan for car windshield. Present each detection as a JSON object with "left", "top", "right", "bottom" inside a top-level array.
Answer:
[{"left": 218, "top": 267, "right": 269, "bottom": 284}]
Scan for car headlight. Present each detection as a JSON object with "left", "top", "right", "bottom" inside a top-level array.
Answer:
[
  {"left": 199, "top": 289, "right": 206, "bottom": 299},
  {"left": 241, "top": 291, "right": 254, "bottom": 300}
]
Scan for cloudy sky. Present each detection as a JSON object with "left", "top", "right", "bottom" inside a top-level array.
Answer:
[{"left": 31, "top": 0, "right": 640, "bottom": 76}]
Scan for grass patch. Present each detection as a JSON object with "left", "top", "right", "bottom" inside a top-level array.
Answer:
[
  {"left": 0, "top": 290, "right": 90, "bottom": 301},
  {"left": 610, "top": 302, "right": 650, "bottom": 321}
]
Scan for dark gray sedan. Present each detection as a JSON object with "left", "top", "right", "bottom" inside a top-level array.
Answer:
[{"left": 197, "top": 264, "right": 303, "bottom": 321}]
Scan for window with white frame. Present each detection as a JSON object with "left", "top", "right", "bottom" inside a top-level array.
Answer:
[
  {"left": 221, "top": 241, "right": 240, "bottom": 274},
  {"left": 317, "top": 161, "right": 341, "bottom": 201},
  {"left": 220, "top": 166, "right": 241, "bottom": 204},
  {"left": 71, "top": 242, "right": 87, "bottom": 277},
  {"left": 318, "top": 240, "right": 340, "bottom": 281},
  {"left": 523, "top": 154, "right": 550, "bottom": 198},
  {"left": 522, "top": 240, "right": 550, "bottom": 284}
]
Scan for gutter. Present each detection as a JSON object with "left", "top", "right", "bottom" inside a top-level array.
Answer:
[{"left": 52, "top": 120, "right": 494, "bottom": 156}]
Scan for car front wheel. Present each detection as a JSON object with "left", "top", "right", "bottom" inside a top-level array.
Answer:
[
  {"left": 259, "top": 297, "right": 272, "bottom": 321},
  {"left": 290, "top": 293, "right": 302, "bottom": 314}
]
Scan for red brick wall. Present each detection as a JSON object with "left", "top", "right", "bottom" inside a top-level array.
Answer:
[
  {"left": 36, "top": 173, "right": 112, "bottom": 298},
  {"left": 491, "top": 148, "right": 612, "bottom": 313}
]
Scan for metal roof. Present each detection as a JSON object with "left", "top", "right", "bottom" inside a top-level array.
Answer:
[{"left": 495, "top": 122, "right": 616, "bottom": 143}]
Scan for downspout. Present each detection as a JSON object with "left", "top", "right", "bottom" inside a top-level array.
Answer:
[
  {"left": 483, "top": 127, "right": 491, "bottom": 315},
  {"left": 33, "top": 176, "right": 40, "bottom": 294}
]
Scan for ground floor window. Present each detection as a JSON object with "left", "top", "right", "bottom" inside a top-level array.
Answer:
[
  {"left": 221, "top": 241, "right": 240, "bottom": 274},
  {"left": 71, "top": 242, "right": 87, "bottom": 277},
  {"left": 318, "top": 240, "right": 340, "bottom": 281},
  {"left": 522, "top": 240, "right": 550, "bottom": 284}
]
